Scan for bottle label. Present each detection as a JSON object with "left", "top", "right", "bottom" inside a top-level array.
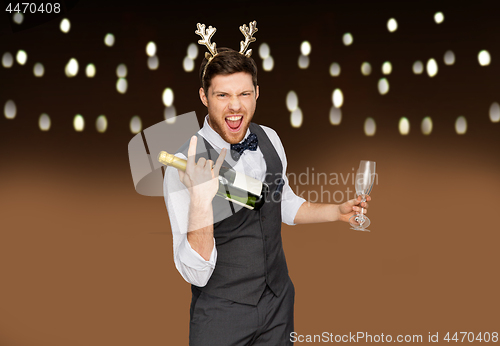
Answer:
[{"left": 233, "top": 171, "right": 262, "bottom": 196}]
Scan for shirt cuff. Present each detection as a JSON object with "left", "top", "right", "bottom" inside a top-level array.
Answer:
[
  {"left": 178, "top": 236, "right": 217, "bottom": 270},
  {"left": 284, "top": 197, "right": 306, "bottom": 226},
  {"left": 281, "top": 182, "right": 307, "bottom": 225}
]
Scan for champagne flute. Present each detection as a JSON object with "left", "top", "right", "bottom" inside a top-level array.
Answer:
[{"left": 349, "top": 160, "right": 376, "bottom": 231}]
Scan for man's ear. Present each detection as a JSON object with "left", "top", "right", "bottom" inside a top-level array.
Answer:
[
  {"left": 255, "top": 85, "right": 259, "bottom": 101},
  {"left": 199, "top": 87, "right": 208, "bottom": 107}
]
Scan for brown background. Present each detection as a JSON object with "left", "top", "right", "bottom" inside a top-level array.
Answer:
[{"left": 1, "top": 0, "right": 499, "bottom": 344}]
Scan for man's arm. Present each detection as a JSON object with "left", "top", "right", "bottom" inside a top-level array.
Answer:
[
  {"left": 293, "top": 196, "right": 371, "bottom": 224},
  {"left": 179, "top": 136, "right": 227, "bottom": 260},
  {"left": 186, "top": 194, "right": 215, "bottom": 260},
  {"left": 164, "top": 156, "right": 217, "bottom": 286},
  {"left": 259, "top": 125, "right": 371, "bottom": 226},
  {"left": 163, "top": 135, "right": 226, "bottom": 286}
]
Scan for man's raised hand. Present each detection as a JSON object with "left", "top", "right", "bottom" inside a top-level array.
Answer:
[{"left": 178, "top": 136, "right": 227, "bottom": 204}]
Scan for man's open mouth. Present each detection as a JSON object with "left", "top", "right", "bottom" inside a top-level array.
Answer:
[{"left": 225, "top": 115, "right": 243, "bottom": 132}]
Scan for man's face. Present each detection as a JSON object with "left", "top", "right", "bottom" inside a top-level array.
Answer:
[{"left": 200, "top": 72, "right": 259, "bottom": 144}]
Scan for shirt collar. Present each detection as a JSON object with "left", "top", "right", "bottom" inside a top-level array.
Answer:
[{"left": 199, "top": 114, "right": 251, "bottom": 150}]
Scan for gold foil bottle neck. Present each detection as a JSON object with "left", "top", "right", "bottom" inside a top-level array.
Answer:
[{"left": 157, "top": 151, "right": 187, "bottom": 171}]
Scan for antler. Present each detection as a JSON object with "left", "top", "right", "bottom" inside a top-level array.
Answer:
[
  {"left": 195, "top": 23, "right": 218, "bottom": 60},
  {"left": 239, "top": 21, "right": 258, "bottom": 57}
]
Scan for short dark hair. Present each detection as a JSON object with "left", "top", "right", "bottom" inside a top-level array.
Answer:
[{"left": 199, "top": 47, "right": 258, "bottom": 95}]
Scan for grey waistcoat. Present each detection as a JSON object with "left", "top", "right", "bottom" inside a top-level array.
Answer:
[{"left": 178, "top": 123, "right": 289, "bottom": 306}]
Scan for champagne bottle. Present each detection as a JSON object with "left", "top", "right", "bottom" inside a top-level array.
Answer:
[{"left": 158, "top": 151, "right": 268, "bottom": 210}]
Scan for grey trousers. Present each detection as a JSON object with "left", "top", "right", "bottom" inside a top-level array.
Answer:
[{"left": 189, "top": 279, "right": 295, "bottom": 346}]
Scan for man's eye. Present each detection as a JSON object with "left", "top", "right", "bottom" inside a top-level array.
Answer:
[
  {"left": 242, "top": 93, "right": 250, "bottom": 96},
  {"left": 218, "top": 94, "right": 226, "bottom": 97}
]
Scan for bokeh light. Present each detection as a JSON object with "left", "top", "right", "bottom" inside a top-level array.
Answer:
[
  {"left": 421, "top": 117, "right": 433, "bottom": 135},
  {"left": 343, "top": 33, "right": 353, "bottom": 46},
  {"left": 364, "top": 117, "right": 376, "bottom": 136},
  {"left": 116, "top": 78, "right": 128, "bottom": 93},
  {"left": 286, "top": 91, "right": 298, "bottom": 112},
  {"left": 444, "top": 50, "right": 455, "bottom": 65},
  {"left": 361, "top": 62, "right": 371, "bottom": 76},
  {"left": 146, "top": 42, "right": 156, "bottom": 57},
  {"left": 434, "top": 12, "right": 444, "bottom": 24},
  {"left": 60, "top": 18, "right": 70, "bottom": 33},
  {"left": 413, "top": 60, "right": 424, "bottom": 74},
  {"left": 116, "top": 64, "right": 127, "bottom": 78},
  {"left": 13, "top": 12, "right": 23, "bottom": 25},
  {"left": 290, "top": 108, "right": 303, "bottom": 128},
  {"left": 382, "top": 61, "right": 392, "bottom": 75},
  {"left": 104, "top": 33, "right": 115, "bottom": 47},
  {"left": 96, "top": 115, "right": 108, "bottom": 133},
  {"left": 183, "top": 56, "right": 194, "bottom": 72},
  {"left": 387, "top": 18, "right": 398, "bottom": 32},
  {"left": 263, "top": 56, "right": 274, "bottom": 71},
  {"left": 300, "top": 41, "right": 311, "bottom": 56},
  {"left": 332, "top": 89, "right": 344, "bottom": 108},
  {"left": 426, "top": 58, "right": 438, "bottom": 77},
  {"left": 86, "top": 63, "right": 96, "bottom": 77},
  {"left": 33, "top": 63, "right": 44, "bottom": 77},
  {"left": 130, "top": 116, "right": 142, "bottom": 134},
  {"left": 39, "top": 113, "right": 51, "bottom": 131},
  {"left": 378, "top": 78, "right": 389, "bottom": 95},
  {"left": 187, "top": 43, "right": 198, "bottom": 60},
  {"left": 16, "top": 50, "right": 27, "bottom": 65},
  {"left": 478, "top": 50, "right": 491, "bottom": 66},
  {"left": 330, "top": 63, "right": 341, "bottom": 77},
  {"left": 65, "top": 58, "right": 79, "bottom": 77},
  {"left": 148, "top": 56, "right": 159, "bottom": 70},
  {"left": 455, "top": 116, "right": 467, "bottom": 134},
  {"left": 165, "top": 106, "right": 177, "bottom": 124},
  {"left": 4, "top": 100, "right": 16, "bottom": 119},
  {"left": 298, "top": 55, "right": 309, "bottom": 69},
  {"left": 163, "top": 88, "right": 174, "bottom": 107},
  {"left": 399, "top": 117, "right": 410, "bottom": 135},
  {"left": 489, "top": 102, "right": 500, "bottom": 123},
  {"left": 329, "top": 106, "right": 341, "bottom": 125},
  {"left": 73, "top": 114, "right": 84, "bottom": 132},
  {"left": 116, "top": 78, "right": 128, "bottom": 94},
  {"left": 259, "top": 43, "right": 270, "bottom": 59},
  {"left": 2, "top": 52, "right": 13, "bottom": 68}
]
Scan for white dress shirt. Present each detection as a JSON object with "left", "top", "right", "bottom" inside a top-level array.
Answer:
[{"left": 163, "top": 116, "right": 306, "bottom": 287}]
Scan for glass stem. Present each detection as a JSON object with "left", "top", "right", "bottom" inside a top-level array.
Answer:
[{"left": 358, "top": 194, "right": 366, "bottom": 223}]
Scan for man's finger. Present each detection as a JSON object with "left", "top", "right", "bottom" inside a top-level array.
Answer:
[
  {"left": 206, "top": 159, "right": 214, "bottom": 170},
  {"left": 187, "top": 136, "right": 197, "bottom": 168},
  {"left": 197, "top": 157, "right": 207, "bottom": 168},
  {"left": 213, "top": 148, "right": 227, "bottom": 176},
  {"left": 341, "top": 199, "right": 358, "bottom": 214},
  {"left": 353, "top": 207, "right": 366, "bottom": 214}
]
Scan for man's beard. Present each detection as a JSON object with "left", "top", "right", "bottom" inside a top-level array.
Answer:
[{"left": 207, "top": 105, "right": 255, "bottom": 144}]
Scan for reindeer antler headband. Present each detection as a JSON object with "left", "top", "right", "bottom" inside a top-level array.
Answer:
[{"left": 195, "top": 21, "right": 258, "bottom": 78}]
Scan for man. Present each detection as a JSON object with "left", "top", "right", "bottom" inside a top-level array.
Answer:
[{"left": 163, "top": 22, "right": 370, "bottom": 346}]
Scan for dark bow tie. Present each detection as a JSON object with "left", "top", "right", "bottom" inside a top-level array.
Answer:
[{"left": 230, "top": 133, "right": 258, "bottom": 161}]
